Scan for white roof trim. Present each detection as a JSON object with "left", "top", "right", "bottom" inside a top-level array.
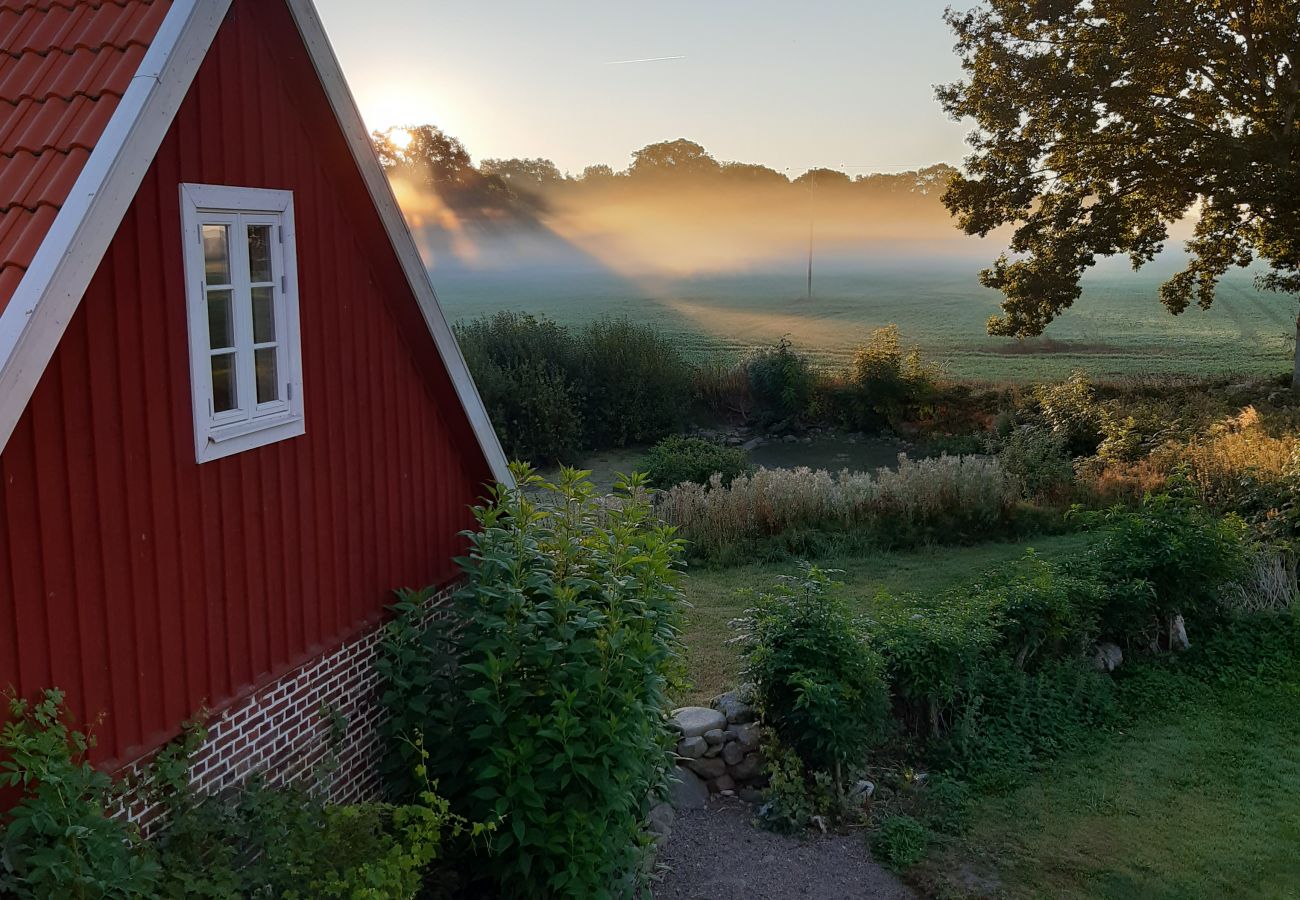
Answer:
[
  {"left": 0, "top": 0, "right": 232, "bottom": 453},
  {"left": 282, "top": 0, "right": 511, "bottom": 486},
  {"left": 0, "top": 0, "right": 513, "bottom": 488}
]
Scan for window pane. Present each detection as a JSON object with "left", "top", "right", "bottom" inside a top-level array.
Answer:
[
  {"left": 251, "top": 286, "right": 276, "bottom": 344},
  {"left": 247, "top": 225, "right": 273, "bottom": 283},
  {"left": 207, "top": 289, "right": 234, "bottom": 349},
  {"left": 255, "top": 347, "right": 279, "bottom": 404},
  {"left": 210, "top": 352, "right": 237, "bottom": 412},
  {"left": 202, "top": 225, "right": 230, "bottom": 284}
]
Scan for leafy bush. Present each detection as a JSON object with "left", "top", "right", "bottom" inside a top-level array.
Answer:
[
  {"left": 919, "top": 776, "right": 972, "bottom": 836},
  {"left": 872, "top": 814, "right": 930, "bottom": 871},
  {"left": 657, "top": 455, "right": 1020, "bottom": 559},
  {"left": 756, "top": 743, "right": 838, "bottom": 835},
  {"left": 997, "top": 426, "right": 1075, "bottom": 500},
  {"left": 744, "top": 337, "right": 817, "bottom": 427},
  {"left": 576, "top": 318, "right": 692, "bottom": 447},
  {"left": 378, "top": 465, "right": 687, "bottom": 898},
  {"left": 1028, "top": 370, "right": 1103, "bottom": 456},
  {"left": 456, "top": 312, "right": 581, "bottom": 463},
  {"left": 848, "top": 325, "right": 940, "bottom": 429},
  {"left": 739, "top": 567, "right": 888, "bottom": 787},
  {"left": 0, "top": 689, "right": 158, "bottom": 899},
  {"left": 641, "top": 435, "right": 751, "bottom": 488},
  {"left": 0, "top": 692, "right": 477, "bottom": 900},
  {"left": 1077, "top": 490, "right": 1251, "bottom": 647}
]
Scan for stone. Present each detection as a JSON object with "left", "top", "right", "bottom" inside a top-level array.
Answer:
[
  {"left": 783, "top": 434, "right": 798, "bottom": 443},
  {"left": 741, "top": 438, "right": 764, "bottom": 451},
  {"left": 849, "top": 779, "right": 875, "bottom": 802},
  {"left": 704, "top": 743, "right": 722, "bottom": 758},
  {"left": 703, "top": 728, "right": 726, "bottom": 746},
  {"left": 712, "top": 774, "right": 736, "bottom": 793},
  {"left": 671, "top": 706, "right": 726, "bottom": 738},
  {"left": 730, "top": 752, "right": 763, "bottom": 782},
  {"left": 722, "top": 741, "right": 745, "bottom": 766},
  {"left": 677, "top": 736, "right": 707, "bottom": 759},
  {"left": 685, "top": 756, "right": 727, "bottom": 780},
  {"left": 668, "top": 767, "right": 710, "bottom": 811},
  {"left": 727, "top": 723, "right": 761, "bottom": 752},
  {"left": 738, "top": 787, "right": 765, "bottom": 804},
  {"left": 648, "top": 801, "right": 674, "bottom": 838},
  {"left": 712, "top": 690, "right": 756, "bottom": 725},
  {"left": 1092, "top": 642, "right": 1123, "bottom": 673}
]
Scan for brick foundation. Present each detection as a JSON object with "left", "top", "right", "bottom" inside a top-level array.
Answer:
[{"left": 110, "top": 585, "right": 454, "bottom": 835}]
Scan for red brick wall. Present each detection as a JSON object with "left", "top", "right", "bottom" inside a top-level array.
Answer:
[{"left": 109, "top": 584, "right": 454, "bottom": 835}]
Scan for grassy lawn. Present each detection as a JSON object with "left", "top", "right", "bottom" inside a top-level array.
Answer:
[
  {"left": 915, "top": 677, "right": 1300, "bottom": 900},
  {"left": 678, "top": 531, "right": 1094, "bottom": 703}
]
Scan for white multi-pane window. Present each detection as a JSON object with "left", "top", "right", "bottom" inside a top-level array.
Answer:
[{"left": 181, "top": 184, "right": 304, "bottom": 462}]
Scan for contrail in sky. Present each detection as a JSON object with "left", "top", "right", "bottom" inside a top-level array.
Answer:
[{"left": 604, "top": 55, "right": 686, "bottom": 65}]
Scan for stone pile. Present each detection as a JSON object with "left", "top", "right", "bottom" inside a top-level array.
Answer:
[{"left": 669, "top": 687, "right": 765, "bottom": 803}]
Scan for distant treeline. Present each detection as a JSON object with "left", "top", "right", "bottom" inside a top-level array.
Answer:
[{"left": 373, "top": 127, "right": 957, "bottom": 226}]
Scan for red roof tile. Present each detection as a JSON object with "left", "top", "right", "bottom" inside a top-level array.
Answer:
[{"left": 0, "top": 0, "right": 171, "bottom": 312}]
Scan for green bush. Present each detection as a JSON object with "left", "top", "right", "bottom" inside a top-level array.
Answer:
[
  {"left": 576, "top": 318, "right": 692, "bottom": 448},
  {"left": 0, "top": 692, "right": 477, "bottom": 900},
  {"left": 378, "top": 465, "right": 687, "bottom": 898},
  {"left": 997, "top": 426, "right": 1075, "bottom": 500},
  {"left": 744, "top": 337, "right": 817, "bottom": 428},
  {"left": 919, "top": 776, "right": 972, "bottom": 836},
  {"left": 739, "top": 567, "right": 889, "bottom": 788},
  {"left": 848, "top": 325, "right": 940, "bottom": 430},
  {"left": 456, "top": 312, "right": 582, "bottom": 463},
  {"left": 755, "top": 743, "right": 838, "bottom": 835},
  {"left": 0, "top": 689, "right": 159, "bottom": 899},
  {"left": 872, "top": 814, "right": 930, "bottom": 871},
  {"left": 1077, "top": 489, "right": 1251, "bottom": 647},
  {"left": 641, "top": 435, "right": 751, "bottom": 488},
  {"left": 1029, "top": 370, "right": 1103, "bottom": 456}
]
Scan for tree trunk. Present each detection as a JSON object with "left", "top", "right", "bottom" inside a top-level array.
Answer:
[{"left": 1293, "top": 307, "right": 1300, "bottom": 391}]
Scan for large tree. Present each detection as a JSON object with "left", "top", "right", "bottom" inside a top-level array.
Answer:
[{"left": 938, "top": 1, "right": 1300, "bottom": 387}]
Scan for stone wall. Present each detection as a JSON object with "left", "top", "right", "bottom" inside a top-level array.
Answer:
[{"left": 669, "top": 686, "right": 765, "bottom": 803}]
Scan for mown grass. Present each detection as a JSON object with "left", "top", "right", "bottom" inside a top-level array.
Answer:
[
  {"left": 914, "top": 676, "right": 1300, "bottom": 900},
  {"left": 678, "top": 531, "right": 1094, "bottom": 703}
]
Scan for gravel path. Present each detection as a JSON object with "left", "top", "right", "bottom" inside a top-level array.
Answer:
[{"left": 652, "top": 798, "right": 917, "bottom": 900}]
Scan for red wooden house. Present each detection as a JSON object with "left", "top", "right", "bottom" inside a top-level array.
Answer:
[{"left": 0, "top": 0, "right": 509, "bottom": 821}]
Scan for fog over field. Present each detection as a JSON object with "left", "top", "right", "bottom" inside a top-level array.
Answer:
[{"left": 377, "top": 130, "right": 1292, "bottom": 381}]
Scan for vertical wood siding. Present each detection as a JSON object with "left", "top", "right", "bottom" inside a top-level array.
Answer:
[{"left": 0, "top": 0, "right": 492, "bottom": 765}]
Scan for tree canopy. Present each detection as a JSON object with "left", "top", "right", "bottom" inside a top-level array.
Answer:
[{"left": 938, "top": 1, "right": 1300, "bottom": 385}]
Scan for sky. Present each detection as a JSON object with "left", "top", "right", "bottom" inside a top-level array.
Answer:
[{"left": 313, "top": 0, "right": 972, "bottom": 177}]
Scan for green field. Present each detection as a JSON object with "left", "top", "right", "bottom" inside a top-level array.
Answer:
[{"left": 432, "top": 257, "right": 1294, "bottom": 381}]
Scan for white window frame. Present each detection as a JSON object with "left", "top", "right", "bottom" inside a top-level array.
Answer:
[{"left": 180, "top": 183, "right": 305, "bottom": 463}]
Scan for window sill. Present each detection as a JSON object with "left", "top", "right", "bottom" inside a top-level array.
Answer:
[{"left": 198, "top": 415, "right": 305, "bottom": 463}]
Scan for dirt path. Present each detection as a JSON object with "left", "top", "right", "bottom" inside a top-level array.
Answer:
[{"left": 652, "top": 798, "right": 916, "bottom": 900}]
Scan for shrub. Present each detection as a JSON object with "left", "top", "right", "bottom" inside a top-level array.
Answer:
[
  {"left": 872, "top": 814, "right": 929, "bottom": 871},
  {"left": 1028, "top": 370, "right": 1103, "bottom": 456},
  {"left": 919, "top": 776, "right": 972, "bottom": 836},
  {"left": 0, "top": 692, "right": 476, "bottom": 900},
  {"left": 456, "top": 312, "right": 581, "bottom": 463},
  {"left": 997, "top": 426, "right": 1075, "bottom": 500},
  {"left": 1077, "top": 490, "right": 1251, "bottom": 647},
  {"left": 378, "top": 465, "right": 687, "bottom": 898},
  {"left": 656, "top": 455, "right": 1020, "bottom": 559},
  {"left": 691, "top": 357, "right": 753, "bottom": 423},
  {"left": 848, "top": 325, "right": 940, "bottom": 429},
  {"left": 0, "top": 689, "right": 159, "bottom": 899},
  {"left": 641, "top": 435, "right": 751, "bottom": 488},
  {"left": 738, "top": 567, "right": 888, "bottom": 788},
  {"left": 756, "top": 743, "right": 838, "bottom": 835},
  {"left": 744, "top": 337, "right": 817, "bottom": 427},
  {"left": 575, "top": 318, "right": 692, "bottom": 447}
]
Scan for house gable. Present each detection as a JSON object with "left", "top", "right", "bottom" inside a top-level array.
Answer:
[{"left": 0, "top": 0, "right": 504, "bottom": 765}]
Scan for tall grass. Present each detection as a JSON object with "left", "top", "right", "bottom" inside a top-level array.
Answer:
[{"left": 657, "top": 454, "right": 1020, "bottom": 556}]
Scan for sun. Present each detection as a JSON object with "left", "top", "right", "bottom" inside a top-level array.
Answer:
[{"left": 387, "top": 127, "right": 413, "bottom": 151}]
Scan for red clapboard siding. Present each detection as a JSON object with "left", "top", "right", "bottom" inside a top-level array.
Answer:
[{"left": 0, "top": 0, "right": 491, "bottom": 765}]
